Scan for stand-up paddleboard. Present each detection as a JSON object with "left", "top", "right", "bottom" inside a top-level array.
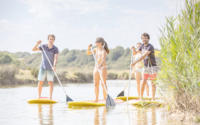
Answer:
[
  {"left": 116, "top": 96, "right": 158, "bottom": 101},
  {"left": 27, "top": 97, "right": 57, "bottom": 104},
  {"left": 132, "top": 100, "right": 163, "bottom": 108},
  {"left": 68, "top": 101, "right": 105, "bottom": 108},
  {"left": 68, "top": 99, "right": 123, "bottom": 108}
]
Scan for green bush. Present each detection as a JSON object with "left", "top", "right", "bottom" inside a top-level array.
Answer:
[
  {"left": 158, "top": 0, "right": 200, "bottom": 112},
  {"left": 73, "top": 72, "right": 93, "bottom": 83},
  {"left": 0, "top": 55, "right": 13, "bottom": 64},
  {"left": 30, "top": 68, "right": 39, "bottom": 78},
  {"left": 108, "top": 46, "right": 124, "bottom": 61},
  {"left": 107, "top": 72, "right": 118, "bottom": 80},
  {"left": 118, "top": 72, "right": 129, "bottom": 80},
  {"left": 0, "top": 65, "right": 19, "bottom": 85}
]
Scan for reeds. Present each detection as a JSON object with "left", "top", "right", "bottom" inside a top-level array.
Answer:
[{"left": 158, "top": 0, "right": 200, "bottom": 112}]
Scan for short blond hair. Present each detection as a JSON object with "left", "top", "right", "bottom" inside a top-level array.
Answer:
[{"left": 48, "top": 34, "right": 55, "bottom": 40}]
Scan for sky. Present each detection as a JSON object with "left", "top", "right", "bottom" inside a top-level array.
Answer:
[{"left": 0, "top": 0, "right": 184, "bottom": 52}]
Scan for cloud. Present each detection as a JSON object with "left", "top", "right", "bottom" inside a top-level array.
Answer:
[
  {"left": 20, "top": 0, "right": 109, "bottom": 19},
  {"left": 0, "top": 19, "right": 9, "bottom": 32},
  {"left": 0, "top": 0, "right": 185, "bottom": 52}
]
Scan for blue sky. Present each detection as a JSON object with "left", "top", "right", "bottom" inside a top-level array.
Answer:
[{"left": 0, "top": 0, "right": 184, "bottom": 52}]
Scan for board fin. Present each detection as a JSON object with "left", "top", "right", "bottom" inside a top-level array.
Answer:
[
  {"left": 66, "top": 95, "right": 73, "bottom": 102},
  {"left": 117, "top": 91, "right": 125, "bottom": 97}
]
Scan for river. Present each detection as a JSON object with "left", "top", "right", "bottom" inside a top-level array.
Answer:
[{"left": 0, "top": 80, "right": 191, "bottom": 125}]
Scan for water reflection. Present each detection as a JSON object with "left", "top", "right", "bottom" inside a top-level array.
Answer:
[
  {"left": 36, "top": 103, "right": 158, "bottom": 125},
  {"left": 37, "top": 104, "right": 54, "bottom": 125},
  {"left": 136, "top": 107, "right": 157, "bottom": 125},
  {"left": 94, "top": 107, "right": 107, "bottom": 125},
  {"left": 151, "top": 108, "right": 156, "bottom": 125},
  {"left": 0, "top": 84, "right": 193, "bottom": 125}
]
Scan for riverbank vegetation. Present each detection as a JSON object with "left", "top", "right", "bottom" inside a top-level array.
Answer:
[
  {"left": 158, "top": 0, "right": 200, "bottom": 121},
  {"left": 0, "top": 47, "right": 160, "bottom": 86}
]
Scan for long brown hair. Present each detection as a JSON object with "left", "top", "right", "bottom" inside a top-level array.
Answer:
[{"left": 96, "top": 37, "right": 109, "bottom": 54}]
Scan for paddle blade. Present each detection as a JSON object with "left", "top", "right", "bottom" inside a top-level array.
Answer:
[
  {"left": 66, "top": 95, "right": 73, "bottom": 102},
  {"left": 106, "top": 94, "right": 116, "bottom": 108},
  {"left": 117, "top": 91, "right": 124, "bottom": 97}
]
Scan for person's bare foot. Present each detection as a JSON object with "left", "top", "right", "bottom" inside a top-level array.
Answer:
[
  {"left": 139, "top": 97, "right": 143, "bottom": 101},
  {"left": 94, "top": 99, "right": 98, "bottom": 103},
  {"left": 49, "top": 97, "right": 52, "bottom": 100}
]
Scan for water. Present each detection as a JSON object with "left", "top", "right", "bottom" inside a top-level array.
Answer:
[{"left": 0, "top": 80, "right": 189, "bottom": 125}]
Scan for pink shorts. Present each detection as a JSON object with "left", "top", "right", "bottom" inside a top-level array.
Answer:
[{"left": 144, "top": 73, "right": 157, "bottom": 80}]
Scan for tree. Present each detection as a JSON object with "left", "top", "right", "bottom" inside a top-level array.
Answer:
[
  {"left": 0, "top": 55, "right": 13, "bottom": 64},
  {"left": 108, "top": 46, "right": 124, "bottom": 61}
]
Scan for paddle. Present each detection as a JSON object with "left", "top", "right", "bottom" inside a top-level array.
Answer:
[
  {"left": 90, "top": 46, "right": 116, "bottom": 108},
  {"left": 40, "top": 44, "right": 73, "bottom": 102},
  {"left": 116, "top": 49, "right": 134, "bottom": 97}
]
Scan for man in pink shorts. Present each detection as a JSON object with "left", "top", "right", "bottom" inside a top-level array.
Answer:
[{"left": 132, "top": 33, "right": 158, "bottom": 100}]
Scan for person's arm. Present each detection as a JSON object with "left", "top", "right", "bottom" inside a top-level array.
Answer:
[
  {"left": 131, "top": 46, "right": 137, "bottom": 55},
  {"left": 32, "top": 40, "right": 42, "bottom": 51},
  {"left": 52, "top": 47, "right": 59, "bottom": 71},
  {"left": 52, "top": 54, "right": 58, "bottom": 71},
  {"left": 131, "top": 51, "right": 151, "bottom": 67},
  {"left": 87, "top": 44, "right": 96, "bottom": 55},
  {"left": 132, "top": 45, "right": 153, "bottom": 67}
]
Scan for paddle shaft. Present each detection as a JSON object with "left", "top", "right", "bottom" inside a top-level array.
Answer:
[
  {"left": 40, "top": 44, "right": 67, "bottom": 96},
  {"left": 126, "top": 57, "right": 133, "bottom": 101},
  {"left": 119, "top": 49, "right": 134, "bottom": 93}
]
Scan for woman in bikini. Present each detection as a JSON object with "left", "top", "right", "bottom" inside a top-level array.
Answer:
[
  {"left": 132, "top": 42, "right": 149, "bottom": 97},
  {"left": 87, "top": 37, "right": 109, "bottom": 102}
]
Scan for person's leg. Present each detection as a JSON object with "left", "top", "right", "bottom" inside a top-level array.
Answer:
[
  {"left": 47, "top": 70, "right": 54, "bottom": 100},
  {"left": 140, "top": 74, "right": 149, "bottom": 99},
  {"left": 101, "top": 68, "right": 107, "bottom": 100},
  {"left": 151, "top": 74, "right": 157, "bottom": 100},
  {"left": 135, "top": 72, "right": 141, "bottom": 97},
  {"left": 48, "top": 82, "right": 53, "bottom": 99},
  {"left": 93, "top": 69, "right": 100, "bottom": 102},
  {"left": 145, "top": 82, "right": 149, "bottom": 97},
  {"left": 37, "top": 68, "right": 45, "bottom": 98},
  {"left": 38, "top": 81, "right": 43, "bottom": 98},
  {"left": 151, "top": 81, "right": 156, "bottom": 100}
]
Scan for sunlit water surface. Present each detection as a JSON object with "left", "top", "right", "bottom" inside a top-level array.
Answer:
[{"left": 0, "top": 80, "right": 194, "bottom": 125}]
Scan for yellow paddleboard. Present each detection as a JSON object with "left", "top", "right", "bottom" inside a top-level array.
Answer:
[
  {"left": 27, "top": 97, "right": 57, "bottom": 104},
  {"left": 132, "top": 101, "right": 163, "bottom": 108},
  {"left": 68, "top": 101, "right": 105, "bottom": 108},
  {"left": 116, "top": 96, "right": 157, "bottom": 101}
]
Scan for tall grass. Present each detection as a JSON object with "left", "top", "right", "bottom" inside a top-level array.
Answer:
[{"left": 158, "top": 0, "right": 200, "bottom": 112}]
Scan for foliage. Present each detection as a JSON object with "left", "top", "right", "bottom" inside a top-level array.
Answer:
[
  {"left": 30, "top": 68, "right": 39, "bottom": 78},
  {"left": 0, "top": 52, "right": 20, "bottom": 65},
  {"left": 0, "top": 44, "right": 160, "bottom": 85},
  {"left": 0, "top": 65, "right": 19, "bottom": 85},
  {"left": 1, "top": 46, "right": 160, "bottom": 71},
  {"left": 158, "top": 0, "right": 200, "bottom": 112}
]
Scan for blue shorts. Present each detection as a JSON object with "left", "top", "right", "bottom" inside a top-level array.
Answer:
[{"left": 38, "top": 68, "right": 54, "bottom": 82}]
